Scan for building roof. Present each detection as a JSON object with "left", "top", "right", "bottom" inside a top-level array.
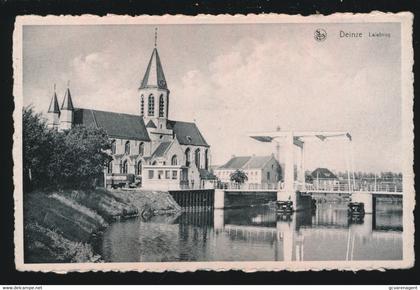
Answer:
[
  {"left": 167, "top": 120, "right": 209, "bottom": 147},
  {"left": 61, "top": 88, "right": 74, "bottom": 110},
  {"left": 218, "top": 155, "right": 276, "bottom": 170},
  {"left": 146, "top": 120, "right": 157, "bottom": 128},
  {"left": 218, "top": 156, "right": 252, "bottom": 169},
  {"left": 140, "top": 48, "right": 168, "bottom": 90},
  {"left": 151, "top": 142, "right": 172, "bottom": 158},
  {"left": 243, "top": 156, "right": 273, "bottom": 169},
  {"left": 72, "top": 108, "right": 209, "bottom": 147},
  {"left": 48, "top": 92, "right": 60, "bottom": 113},
  {"left": 311, "top": 168, "right": 338, "bottom": 179},
  {"left": 73, "top": 108, "right": 151, "bottom": 142}
]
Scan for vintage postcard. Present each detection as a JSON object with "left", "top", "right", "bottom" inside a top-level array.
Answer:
[{"left": 13, "top": 13, "right": 414, "bottom": 272}]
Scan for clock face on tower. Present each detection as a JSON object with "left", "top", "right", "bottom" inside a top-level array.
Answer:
[{"left": 159, "top": 80, "right": 166, "bottom": 87}]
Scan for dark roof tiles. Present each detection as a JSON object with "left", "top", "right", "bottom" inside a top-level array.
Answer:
[
  {"left": 140, "top": 48, "right": 168, "bottom": 90},
  {"left": 152, "top": 142, "right": 172, "bottom": 158},
  {"left": 73, "top": 108, "right": 151, "bottom": 141},
  {"left": 61, "top": 88, "right": 74, "bottom": 110},
  {"left": 167, "top": 120, "right": 209, "bottom": 147},
  {"left": 48, "top": 92, "right": 60, "bottom": 113}
]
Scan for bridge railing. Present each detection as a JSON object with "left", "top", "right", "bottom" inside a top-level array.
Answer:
[
  {"left": 214, "top": 179, "right": 402, "bottom": 193},
  {"left": 216, "top": 182, "right": 283, "bottom": 191},
  {"left": 297, "top": 179, "right": 403, "bottom": 193}
]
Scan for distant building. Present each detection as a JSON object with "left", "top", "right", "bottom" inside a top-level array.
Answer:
[
  {"left": 214, "top": 155, "right": 282, "bottom": 184},
  {"left": 311, "top": 168, "right": 339, "bottom": 188},
  {"left": 46, "top": 40, "right": 211, "bottom": 190}
]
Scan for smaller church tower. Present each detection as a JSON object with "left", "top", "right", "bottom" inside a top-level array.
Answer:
[
  {"left": 140, "top": 29, "right": 173, "bottom": 143},
  {"left": 59, "top": 82, "right": 74, "bottom": 131},
  {"left": 47, "top": 84, "right": 60, "bottom": 130}
]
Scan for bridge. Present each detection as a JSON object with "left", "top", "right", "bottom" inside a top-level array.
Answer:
[{"left": 219, "top": 181, "right": 402, "bottom": 195}]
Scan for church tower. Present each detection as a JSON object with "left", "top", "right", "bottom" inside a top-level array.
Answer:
[
  {"left": 47, "top": 85, "right": 60, "bottom": 130},
  {"left": 59, "top": 83, "right": 74, "bottom": 131},
  {"left": 139, "top": 29, "right": 173, "bottom": 142}
]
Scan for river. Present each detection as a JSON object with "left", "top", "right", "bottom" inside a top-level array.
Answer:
[{"left": 97, "top": 200, "right": 403, "bottom": 262}]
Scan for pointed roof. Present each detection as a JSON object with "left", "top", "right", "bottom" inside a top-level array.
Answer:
[
  {"left": 48, "top": 92, "right": 60, "bottom": 113},
  {"left": 140, "top": 48, "right": 168, "bottom": 90},
  {"left": 311, "top": 168, "right": 338, "bottom": 179},
  {"left": 61, "top": 87, "right": 74, "bottom": 110},
  {"left": 146, "top": 120, "right": 157, "bottom": 128}
]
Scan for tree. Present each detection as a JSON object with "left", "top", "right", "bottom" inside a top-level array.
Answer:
[
  {"left": 23, "top": 107, "right": 112, "bottom": 191},
  {"left": 229, "top": 169, "right": 248, "bottom": 184},
  {"left": 51, "top": 125, "right": 113, "bottom": 189}
]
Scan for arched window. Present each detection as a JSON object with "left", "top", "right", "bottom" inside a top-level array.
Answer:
[
  {"left": 139, "top": 142, "right": 144, "bottom": 156},
  {"left": 152, "top": 161, "right": 157, "bottom": 165},
  {"left": 148, "top": 94, "right": 154, "bottom": 116},
  {"left": 171, "top": 155, "right": 178, "bottom": 166},
  {"left": 204, "top": 149, "right": 209, "bottom": 170},
  {"left": 140, "top": 95, "right": 144, "bottom": 116},
  {"left": 122, "top": 160, "right": 128, "bottom": 174},
  {"left": 111, "top": 140, "right": 116, "bottom": 154},
  {"left": 195, "top": 148, "right": 200, "bottom": 169},
  {"left": 107, "top": 160, "right": 113, "bottom": 174},
  {"left": 136, "top": 161, "right": 142, "bottom": 175},
  {"left": 159, "top": 94, "right": 165, "bottom": 117},
  {"left": 185, "top": 148, "right": 191, "bottom": 167},
  {"left": 124, "top": 141, "right": 130, "bottom": 155}
]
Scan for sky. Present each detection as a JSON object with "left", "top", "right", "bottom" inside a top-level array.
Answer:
[{"left": 22, "top": 22, "right": 402, "bottom": 173}]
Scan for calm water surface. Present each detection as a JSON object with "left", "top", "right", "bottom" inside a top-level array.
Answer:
[{"left": 98, "top": 201, "right": 403, "bottom": 262}]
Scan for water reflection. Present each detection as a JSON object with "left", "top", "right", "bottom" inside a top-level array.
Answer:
[{"left": 100, "top": 201, "right": 402, "bottom": 262}]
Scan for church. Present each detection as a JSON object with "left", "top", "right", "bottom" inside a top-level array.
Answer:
[{"left": 46, "top": 40, "right": 212, "bottom": 190}]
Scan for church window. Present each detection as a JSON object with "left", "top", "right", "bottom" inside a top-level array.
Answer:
[
  {"left": 122, "top": 160, "right": 128, "bottom": 174},
  {"left": 139, "top": 142, "right": 144, "bottom": 156},
  {"left": 158, "top": 170, "right": 163, "bottom": 179},
  {"left": 111, "top": 140, "right": 116, "bottom": 154},
  {"left": 204, "top": 149, "right": 209, "bottom": 170},
  {"left": 171, "top": 155, "right": 178, "bottom": 166},
  {"left": 148, "top": 170, "right": 154, "bottom": 179},
  {"left": 107, "top": 160, "right": 113, "bottom": 174},
  {"left": 195, "top": 148, "right": 200, "bottom": 169},
  {"left": 172, "top": 171, "right": 178, "bottom": 180},
  {"left": 185, "top": 148, "right": 191, "bottom": 167},
  {"left": 159, "top": 94, "right": 165, "bottom": 117},
  {"left": 152, "top": 161, "right": 157, "bottom": 165},
  {"left": 125, "top": 141, "right": 130, "bottom": 155},
  {"left": 165, "top": 170, "right": 170, "bottom": 179},
  {"left": 136, "top": 161, "right": 142, "bottom": 175},
  {"left": 140, "top": 95, "right": 144, "bottom": 116},
  {"left": 148, "top": 94, "right": 155, "bottom": 116}
]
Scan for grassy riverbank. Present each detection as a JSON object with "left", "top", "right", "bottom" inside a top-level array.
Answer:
[{"left": 24, "top": 188, "right": 180, "bottom": 263}]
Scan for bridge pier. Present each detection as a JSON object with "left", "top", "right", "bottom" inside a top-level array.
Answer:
[
  {"left": 213, "top": 209, "right": 224, "bottom": 231},
  {"left": 351, "top": 192, "right": 373, "bottom": 214},
  {"left": 214, "top": 189, "right": 225, "bottom": 209}
]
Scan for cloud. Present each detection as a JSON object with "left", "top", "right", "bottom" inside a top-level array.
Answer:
[{"left": 170, "top": 36, "right": 402, "bottom": 172}]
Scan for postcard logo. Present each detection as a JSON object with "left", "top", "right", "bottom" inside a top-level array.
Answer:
[{"left": 314, "top": 28, "right": 327, "bottom": 41}]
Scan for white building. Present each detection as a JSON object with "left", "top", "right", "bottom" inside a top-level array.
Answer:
[{"left": 214, "top": 155, "right": 282, "bottom": 184}]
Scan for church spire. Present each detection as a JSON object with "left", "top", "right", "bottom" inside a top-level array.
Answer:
[
  {"left": 61, "top": 81, "right": 74, "bottom": 111},
  {"left": 140, "top": 42, "right": 168, "bottom": 90},
  {"left": 48, "top": 84, "right": 60, "bottom": 114}
]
